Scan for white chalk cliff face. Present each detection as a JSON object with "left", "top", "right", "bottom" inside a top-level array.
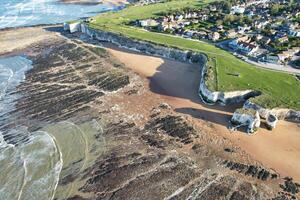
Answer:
[
  {"left": 70, "top": 22, "right": 300, "bottom": 133},
  {"left": 231, "top": 109, "right": 261, "bottom": 134},
  {"left": 244, "top": 101, "right": 300, "bottom": 122},
  {"left": 198, "top": 66, "right": 258, "bottom": 105}
]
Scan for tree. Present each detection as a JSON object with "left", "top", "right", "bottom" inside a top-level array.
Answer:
[{"left": 270, "top": 4, "right": 281, "bottom": 16}]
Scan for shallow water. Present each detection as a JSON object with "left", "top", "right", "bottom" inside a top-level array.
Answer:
[
  {"left": 0, "top": 56, "right": 32, "bottom": 116},
  {"left": 0, "top": 127, "right": 63, "bottom": 200},
  {"left": 0, "top": 0, "right": 113, "bottom": 196},
  {"left": 0, "top": 0, "right": 117, "bottom": 29},
  {"left": 0, "top": 56, "right": 63, "bottom": 199},
  {"left": 0, "top": 56, "right": 106, "bottom": 199}
]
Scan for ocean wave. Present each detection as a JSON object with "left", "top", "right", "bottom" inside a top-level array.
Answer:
[
  {"left": 0, "top": 0, "right": 114, "bottom": 29},
  {"left": 0, "top": 128, "right": 63, "bottom": 200}
]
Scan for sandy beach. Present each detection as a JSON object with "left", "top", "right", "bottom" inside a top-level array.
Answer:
[{"left": 105, "top": 43, "right": 300, "bottom": 182}]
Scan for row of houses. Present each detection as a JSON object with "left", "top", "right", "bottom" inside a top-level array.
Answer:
[
  {"left": 263, "top": 47, "right": 300, "bottom": 63},
  {"left": 229, "top": 37, "right": 259, "bottom": 56}
]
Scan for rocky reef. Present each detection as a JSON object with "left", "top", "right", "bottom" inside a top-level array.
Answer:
[
  {"left": 0, "top": 37, "right": 130, "bottom": 133},
  {"left": 68, "top": 110, "right": 299, "bottom": 200}
]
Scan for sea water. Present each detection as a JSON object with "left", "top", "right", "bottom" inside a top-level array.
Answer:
[
  {"left": 0, "top": 1, "right": 112, "bottom": 198},
  {"left": 0, "top": 56, "right": 97, "bottom": 200},
  {"left": 0, "top": 0, "right": 118, "bottom": 29},
  {"left": 0, "top": 56, "right": 105, "bottom": 199},
  {"left": 0, "top": 56, "right": 63, "bottom": 200}
]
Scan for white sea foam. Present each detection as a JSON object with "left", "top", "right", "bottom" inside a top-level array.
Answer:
[
  {"left": 0, "top": 56, "right": 32, "bottom": 117},
  {"left": 0, "top": 56, "right": 63, "bottom": 200},
  {"left": 0, "top": 129, "right": 63, "bottom": 200},
  {"left": 0, "top": 0, "right": 115, "bottom": 29}
]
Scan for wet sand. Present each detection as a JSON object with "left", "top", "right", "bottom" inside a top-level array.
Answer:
[
  {"left": 105, "top": 43, "right": 300, "bottom": 182},
  {"left": 0, "top": 26, "right": 59, "bottom": 55}
]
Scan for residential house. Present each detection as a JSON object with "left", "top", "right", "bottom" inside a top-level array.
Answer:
[
  {"left": 231, "top": 6, "right": 245, "bottom": 14},
  {"left": 277, "top": 48, "right": 300, "bottom": 62},
  {"left": 237, "top": 25, "right": 251, "bottom": 34},
  {"left": 229, "top": 38, "right": 258, "bottom": 55},
  {"left": 289, "top": 29, "right": 300, "bottom": 37},
  {"left": 277, "top": 52, "right": 290, "bottom": 62},
  {"left": 139, "top": 19, "right": 158, "bottom": 27},
  {"left": 209, "top": 32, "right": 220, "bottom": 41},
  {"left": 253, "top": 20, "right": 269, "bottom": 29},
  {"left": 277, "top": 36, "right": 289, "bottom": 43},
  {"left": 225, "top": 29, "right": 237, "bottom": 38},
  {"left": 260, "top": 36, "right": 271, "bottom": 44}
]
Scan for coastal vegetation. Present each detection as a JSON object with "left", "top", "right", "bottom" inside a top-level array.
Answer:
[{"left": 88, "top": 0, "right": 300, "bottom": 110}]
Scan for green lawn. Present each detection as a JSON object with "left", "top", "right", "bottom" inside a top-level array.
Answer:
[{"left": 88, "top": 0, "right": 300, "bottom": 110}]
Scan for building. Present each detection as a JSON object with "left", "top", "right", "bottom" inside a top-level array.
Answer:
[
  {"left": 225, "top": 29, "right": 237, "bottom": 38},
  {"left": 237, "top": 25, "right": 251, "bottom": 34},
  {"left": 277, "top": 48, "right": 300, "bottom": 62},
  {"left": 209, "top": 32, "right": 220, "bottom": 41},
  {"left": 260, "top": 36, "right": 271, "bottom": 44},
  {"left": 229, "top": 38, "right": 258, "bottom": 55},
  {"left": 231, "top": 6, "right": 245, "bottom": 14},
  {"left": 139, "top": 19, "right": 158, "bottom": 27},
  {"left": 289, "top": 29, "right": 300, "bottom": 37}
]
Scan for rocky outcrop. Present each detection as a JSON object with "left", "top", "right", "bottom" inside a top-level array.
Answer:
[
  {"left": 266, "top": 114, "right": 279, "bottom": 130},
  {"left": 244, "top": 100, "right": 300, "bottom": 124},
  {"left": 230, "top": 108, "right": 261, "bottom": 133},
  {"left": 280, "top": 177, "right": 300, "bottom": 195},
  {"left": 1, "top": 38, "right": 130, "bottom": 132},
  {"left": 64, "top": 22, "right": 81, "bottom": 33},
  {"left": 145, "top": 115, "right": 196, "bottom": 144},
  {"left": 223, "top": 160, "right": 279, "bottom": 181}
]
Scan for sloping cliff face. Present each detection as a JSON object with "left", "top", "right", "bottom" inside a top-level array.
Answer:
[{"left": 81, "top": 23, "right": 206, "bottom": 64}]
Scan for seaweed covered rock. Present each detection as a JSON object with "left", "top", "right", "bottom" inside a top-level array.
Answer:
[
  {"left": 145, "top": 115, "right": 196, "bottom": 144},
  {"left": 280, "top": 177, "right": 300, "bottom": 195}
]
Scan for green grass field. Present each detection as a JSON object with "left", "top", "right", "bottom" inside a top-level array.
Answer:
[{"left": 88, "top": 0, "right": 300, "bottom": 110}]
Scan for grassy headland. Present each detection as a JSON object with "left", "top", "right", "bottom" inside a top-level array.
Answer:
[{"left": 87, "top": 0, "right": 300, "bottom": 110}]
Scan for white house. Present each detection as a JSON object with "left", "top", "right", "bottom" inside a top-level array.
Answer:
[
  {"left": 237, "top": 25, "right": 251, "bottom": 34},
  {"left": 229, "top": 39, "right": 258, "bottom": 55},
  {"left": 231, "top": 6, "right": 245, "bottom": 14},
  {"left": 139, "top": 19, "right": 158, "bottom": 27},
  {"left": 289, "top": 29, "right": 300, "bottom": 37}
]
